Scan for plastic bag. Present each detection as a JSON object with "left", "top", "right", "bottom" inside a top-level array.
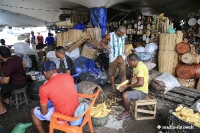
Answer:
[
  {"left": 155, "top": 72, "right": 181, "bottom": 93},
  {"left": 11, "top": 123, "right": 32, "bottom": 133},
  {"left": 73, "top": 23, "right": 86, "bottom": 30},
  {"left": 145, "top": 43, "right": 158, "bottom": 54},
  {"left": 166, "top": 27, "right": 176, "bottom": 34},
  {"left": 22, "top": 54, "right": 32, "bottom": 68},
  {"left": 135, "top": 46, "right": 145, "bottom": 53}
]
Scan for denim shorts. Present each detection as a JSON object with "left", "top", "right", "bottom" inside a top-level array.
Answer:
[{"left": 126, "top": 90, "right": 148, "bottom": 101}]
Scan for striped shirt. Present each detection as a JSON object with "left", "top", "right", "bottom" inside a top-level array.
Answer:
[{"left": 108, "top": 32, "right": 126, "bottom": 63}]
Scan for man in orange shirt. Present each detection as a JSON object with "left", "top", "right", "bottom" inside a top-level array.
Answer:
[
  {"left": 30, "top": 61, "right": 79, "bottom": 133},
  {"left": 37, "top": 32, "right": 44, "bottom": 49}
]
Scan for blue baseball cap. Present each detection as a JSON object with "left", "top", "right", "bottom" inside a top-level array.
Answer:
[{"left": 41, "top": 61, "right": 57, "bottom": 72}]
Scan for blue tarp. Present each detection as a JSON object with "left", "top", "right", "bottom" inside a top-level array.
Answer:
[
  {"left": 90, "top": 7, "right": 107, "bottom": 38},
  {"left": 74, "top": 56, "right": 102, "bottom": 75}
]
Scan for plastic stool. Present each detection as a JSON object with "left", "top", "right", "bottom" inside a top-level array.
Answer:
[{"left": 10, "top": 86, "right": 28, "bottom": 110}]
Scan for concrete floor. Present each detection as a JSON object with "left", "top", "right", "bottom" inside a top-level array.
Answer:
[{"left": 0, "top": 83, "right": 177, "bottom": 133}]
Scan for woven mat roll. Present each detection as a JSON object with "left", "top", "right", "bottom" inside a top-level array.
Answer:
[{"left": 176, "top": 64, "right": 195, "bottom": 79}]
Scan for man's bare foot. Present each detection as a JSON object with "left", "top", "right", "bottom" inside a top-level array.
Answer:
[
  {"left": 0, "top": 107, "right": 7, "bottom": 115},
  {"left": 111, "top": 90, "right": 116, "bottom": 94},
  {"left": 4, "top": 98, "right": 9, "bottom": 104}
]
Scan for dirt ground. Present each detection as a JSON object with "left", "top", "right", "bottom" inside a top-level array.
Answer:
[{"left": 0, "top": 82, "right": 178, "bottom": 133}]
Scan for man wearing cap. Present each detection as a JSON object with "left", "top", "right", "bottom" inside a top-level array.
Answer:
[
  {"left": 0, "top": 47, "right": 27, "bottom": 115},
  {"left": 31, "top": 61, "right": 79, "bottom": 133}
]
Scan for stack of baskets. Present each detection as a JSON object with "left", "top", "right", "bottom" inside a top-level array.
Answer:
[{"left": 175, "top": 41, "right": 200, "bottom": 88}]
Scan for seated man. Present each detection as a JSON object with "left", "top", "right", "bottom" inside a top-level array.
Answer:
[
  {"left": 55, "top": 46, "right": 76, "bottom": 75},
  {"left": 116, "top": 53, "right": 149, "bottom": 120},
  {"left": 0, "top": 47, "right": 27, "bottom": 115},
  {"left": 31, "top": 61, "right": 79, "bottom": 133}
]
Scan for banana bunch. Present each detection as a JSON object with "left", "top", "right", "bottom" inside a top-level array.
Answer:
[
  {"left": 116, "top": 80, "right": 129, "bottom": 91},
  {"left": 91, "top": 102, "right": 111, "bottom": 118},
  {"left": 173, "top": 105, "right": 200, "bottom": 127}
]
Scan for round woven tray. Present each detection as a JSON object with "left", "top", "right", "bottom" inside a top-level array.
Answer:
[
  {"left": 176, "top": 64, "right": 195, "bottom": 79},
  {"left": 176, "top": 42, "right": 190, "bottom": 54}
]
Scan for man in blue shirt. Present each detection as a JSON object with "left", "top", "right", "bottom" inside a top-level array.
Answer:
[
  {"left": 45, "top": 33, "right": 54, "bottom": 52},
  {"left": 31, "top": 31, "right": 36, "bottom": 50}
]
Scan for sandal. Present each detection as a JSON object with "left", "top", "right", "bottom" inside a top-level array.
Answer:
[{"left": 116, "top": 113, "right": 130, "bottom": 120}]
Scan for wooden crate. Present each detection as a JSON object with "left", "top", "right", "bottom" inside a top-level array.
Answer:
[{"left": 130, "top": 95, "right": 157, "bottom": 120}]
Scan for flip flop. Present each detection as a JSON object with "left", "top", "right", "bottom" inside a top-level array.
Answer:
[{"left": 116, "top": 113, "right": 130, "bottom": 120}]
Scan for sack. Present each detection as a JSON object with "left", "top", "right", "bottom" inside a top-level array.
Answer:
[
  {"left": 22, "top": 54, "right": 32, "bottom": 68},
  {"left": 149, "top": 79, "right": 166, "bottom": 94},
  {"left": 150, "top": 73, "right": 181, "bottom": 94},
  {"left": 77, "top": 81, "right": 104, "bottom": 102},
  {"left": 144, "top": 61, "right": 156, "bottom": 71}
]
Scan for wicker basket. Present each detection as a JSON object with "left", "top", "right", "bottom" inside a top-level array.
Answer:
[
  {"left": 87, "top": 40, "right": 102, "bottom": 49},
  {"left": 81, "top": 44, "right": 98, "bottom": 60},
  {"left": 91, "top": 114, "right": 109, "bottom": 127}
]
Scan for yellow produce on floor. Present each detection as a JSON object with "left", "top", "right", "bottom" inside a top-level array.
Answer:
[{"left": 91, "top": 102, "right": 111, "bottom": 118}]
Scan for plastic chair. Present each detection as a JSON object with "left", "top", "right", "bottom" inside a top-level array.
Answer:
[{"left": 49, "top": 88, "right": 100, "bottom": 133}]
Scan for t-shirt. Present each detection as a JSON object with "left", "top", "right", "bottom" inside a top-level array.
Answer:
[
  {"left": 132, "top": 61, "right": 149, "bottom": 94},
  {"left": 31, "top": 35, "right": 36, "bottom": 44},
  {"left": 39, "top": 74, "right": 79, "bottom": 116},
  {"left": 45, "top": 37, "right": 54, "bottom": 45},
  {"left": 37, "top": 35, "right": 44, "bottom": 43},
  {"left": 108, "top": 32, "right": 126, "bottom": 63},
  {"left": 3, "top": 55, "right": 27, "bottom": 85},
  {"left": 60, "top": 55, "right": 76, "bottom": 75}
]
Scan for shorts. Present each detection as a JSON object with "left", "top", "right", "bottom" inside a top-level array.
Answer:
[
  {"left": 109, "top": 56, "right": 126, "bottom": 76},
  {"left": 34, "top": 107, "right": 55, "bottom": 121},
  {"left": 126, "top": 90, "right": 148, "bottom": 101}
]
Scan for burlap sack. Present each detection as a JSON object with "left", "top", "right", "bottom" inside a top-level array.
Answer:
[
  {"left": 149, "top": 79, "right": 166, "bottom": 94},
  {"left": 77, "top": 81, "right": 105, "bottom": 102}
]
